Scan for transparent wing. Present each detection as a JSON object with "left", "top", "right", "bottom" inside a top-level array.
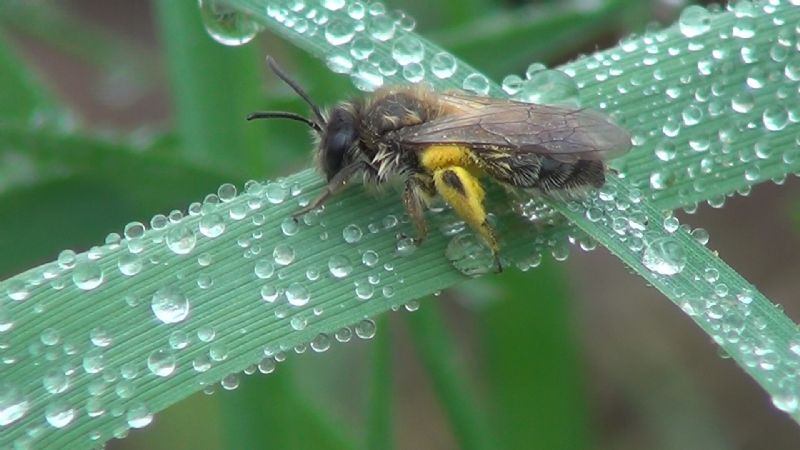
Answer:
[{"left": 397, "top": 92, "right": 632, "bottom": 162}]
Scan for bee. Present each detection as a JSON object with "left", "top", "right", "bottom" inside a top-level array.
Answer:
[{"left": 248, "top": 57, "right": 632, "bottom": 271}]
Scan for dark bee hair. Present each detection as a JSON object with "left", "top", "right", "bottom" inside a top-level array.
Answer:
[{"left": 247, "top": 57, "right": 359, "bottom": 181}]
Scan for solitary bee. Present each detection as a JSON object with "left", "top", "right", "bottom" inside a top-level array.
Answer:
[{"left": 248, "top": 57, "right": 631, "bottom": 270}]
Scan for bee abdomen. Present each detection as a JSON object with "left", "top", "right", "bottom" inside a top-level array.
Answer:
[{"left": 535, "top": 159, "right": 605, "bottom": 193}]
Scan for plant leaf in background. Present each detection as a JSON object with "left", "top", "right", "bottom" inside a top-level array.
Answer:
[{"left": 1, "top": 1, "right": 800, "bottom": 449}]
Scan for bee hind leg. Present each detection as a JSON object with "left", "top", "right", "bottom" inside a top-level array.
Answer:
[
  {"left": 433, "top": 166, "right": 502, "bottom": 272},
  {"left": 402, "top": 175, "right": 434, "bottom": 245}
]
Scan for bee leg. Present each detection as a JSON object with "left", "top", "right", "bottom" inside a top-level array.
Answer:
[
  {"left": 402, "top": 175, "right": 434, "bottom": 245},
  {"left": 433, "top": 166, "right": 502, "bottom": 272},
  {"left": 292, "top": 162, "right": 363, "bottom": 220}
]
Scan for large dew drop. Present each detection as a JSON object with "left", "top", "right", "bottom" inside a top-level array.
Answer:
[
  {"left": 445, "top": 234, "right": 497, "bottom": 277},
  {"left": 198, "top": 0, "right": 261, "bottom": 46},
  {"left": 151, "top": 286, "right": 190, "bottom": 324},
  {"left": 147, "top": 349, "right": 177, "bottom": 377},
  {"left": 642, "top": 238, "right": 687, "bottom": 276}
]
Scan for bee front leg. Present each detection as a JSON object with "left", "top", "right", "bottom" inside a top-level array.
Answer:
[
  {"left": 433, "top": 166, "right": 502, "bottom": 272},
  {"left": 402, "top": 175, "right": 434, "bottom": 245},
  {"left": 292, "top": 162, "right": 364, "bottom": 220}
]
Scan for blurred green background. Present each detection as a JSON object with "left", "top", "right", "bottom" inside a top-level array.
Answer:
[{"left": 1, "top": 0, "right": 799, "bottom": 448}]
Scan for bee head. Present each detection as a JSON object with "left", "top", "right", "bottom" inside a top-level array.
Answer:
[
  {"left": 318, "top": 105, "right": 359, "bottom": 181},
  {"left": 247, "top": 56, "right": 360, "bottom": 182}
]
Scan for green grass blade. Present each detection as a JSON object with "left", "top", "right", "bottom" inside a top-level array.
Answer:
[
  {"left": 480, "top": 264, "right": 590, "bottom": 450},
  {"left": 153, "top": 0, "right": 268, "bottom": 178},
  {"left": 0, "top": 33, "right": 64, "bottom": 124},
  {"left": 366, "top": 316, "right": 393, "bottom": 450},
  {"left": 406, "top": 303, "right": 494, "bottom": 450},
  {"left": 3, "top": 1, "right": 800, "bottom": 448},
  {"left": 434, "top": 0, "right": 629, "bottom": 78}
]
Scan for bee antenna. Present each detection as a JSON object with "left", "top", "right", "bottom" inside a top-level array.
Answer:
[
  {"left": 246, "top": 111, "right": 323, "bottom": 133},
  {"left": 265, "top": 56, "right": 327, "bottom": 128}
]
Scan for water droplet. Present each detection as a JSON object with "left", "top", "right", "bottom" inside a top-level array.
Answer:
[
  {"left": 89, "top": 327, "right": 113, "bottom": 348},
  {"left": 261, "top": 285, "right": 280, "bottom": 303},
  {"left": 6, "top": 280, "right": 30, "bottom": 301},
  {"left": 353, "top": 62, "right": 384, "bottom": 91},
  {"left": 265, "top": 182, "right": 288, "bottom": 204},
  {"left": 328, "top": 255, "right": 353, "bottom": 278},
  {"left": 354, "top": 319, "right": 376, "bottom": 339},
  {"left": 286, "top": 283, "right": 310, "bottom": 306},
  {"left": 462, "top": 73, "right": 490, "bottom": 95},
  {"left": 199, "top": 0, "right": 261, "bottom": 46},
  {"left": 199, "top": 213, "right": 225, "bottom": 238},
  {"left": 45, "top": 400, "right": 74, "bottom": 428},
  {"left": 273, "top": 244, "right": 296, "bottom": 266},
  {"left": 290, "top": 315, "right": 308, "bottom": 330},
  {"left": 217, "top": 183, "right": 237, "bottom": 202},
  {"left": 325, "top": 18, "right": 356, "bottom": 45},
  {"left": 43, "top": 370, "right": 69, "bottom": 394},
  {"left": 310, "top": 333, "right": 331, "bottom": 352},
  {"left": 57, "top": 249, "right": 77, "bottom": 269},
  {"left": 392, "top": 36, "right": 424, "bottom": 65},
  {"left": 368, "top": 14, "right": 395, "bottom": 41},
  {"left": 72, "top": 261, "right": 104, "bottom": 290},
  {"left": 430, "top": 52, "right": 456, "bottom": 79},
  {"left": 0, "top": 383, "right": 29, "bottom": 425},
  {"left": 166, "top": 225, "right": 197, "bottom": 255},
  {"left": 118, "top": 253, "right": 143, "bottom": 276},
  {"left": 763, "top": 106, "right": 788, "bottom": 131},
  {"left": 395, "top": 237, "right": 416, "bottom": 256},
  {"left": 517, "top": 69, "right": 579, "bottom": 106},
  {"left": 334, "top": 327, "right": 352, "bottom": 342},
  {"left": 151, "top": 286, "right": 190, "bottom": 324},
  {"left": 254, "top": 259, "right": 275, "bottom": 279},
  {"left": 147, "top": 349, "right": 176, "bottom": 377},
  {"left": 642, "top": 238, "right": 687, "bottom": 276},
  {"left": 446, "top": 234, "right": 496, "bottom": 277},
  {"left": 342, "top": 224, "right": 363, "bottom": 243},
  {"left": 362, "top": 250, "right": 379, "bottom": 267},
  {"left": 126, "top": 402, "right": 153, "bottom": 428},
  {"left": 355, "top": 283, "right": 374, "bottom": 300},
  {"left": 654, "top": 141, "right": 677, "bottom": 162},
  {"left": 679, "top": 5, "right": 711, "bottom": 37},
  {"left": 322, "top": 0, "right": 345, "bottom": 10}
]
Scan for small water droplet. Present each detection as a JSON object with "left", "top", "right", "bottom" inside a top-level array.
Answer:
[
  {"left": 199, "top": 213, "right": 225, "bottom": 238},
  {"left": 392, "top": 36, "right": 424, "bottom": 65},
  {"left": 6, "top": 280, "right": 30, "bottom": 301},
  {"left": 43, "top": 370, "right": 70, "bottom": 394},
  {"left": 430, "top": 52, "right": 456, "bottom": 79},
  {"left": 362, "top": 250, "right": 379, "bottom": 267},
  {"left": 273, "top": 244, "right": 296, "bottom": 266},
  {"left": 147, "top": 349, "right": 176, "bottom": 377},
  {"left": 265, "top": 183, "right": 289, "bottom": 204},
  {"left": 151, "top": 286, "right": 190, "bottom": 324},
  {"left": 679, "top": 5, "right": 711, "bottom": 37},
  {"left": 72, "top": 261, "right": 104, "bottom": 290},
  {"left": 325, "top": 18, "right": 356, "bottom": 45},
  {"left": 342, "top": 224, "right": 363, "bottom": 243},
  {"left": 45, "top": 400, "right": 74, "bottom": 428},
  {"left": 354, "top": 319, "right": 376, "bottom": 339},
  {"left": 126, "top": 402, "right": 153, "bottom": 428},
  {"left": 261, "top": 285, "right": 280, "bottom": 303},
  {"left": 517, "top": 69, "right": 579, "bottom": 106},
  {"left": 286, "top": 283, "right": 310, "bottom": 306},
  {"left": 166, "top": 225, "right": 197, "bottom": 255},
  {"left": 328, "top": 255, "right": 353, "bottom": 278},
  {"left": 462, "top": 73, "right": 490, "bottom": 95},
  {"left": 254, "top": 259, "right": 275, "bottom": 279}
]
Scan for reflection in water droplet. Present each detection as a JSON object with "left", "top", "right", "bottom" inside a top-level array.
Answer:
[
  {"left": 72, "top": 261, "right": 104, "bottom": 290},
  {"left": 462, "top": 73, "right": 490, "bottom": 95},
  {"left": 678, "top": 5, "right": 711, "bottom": 37},
  {"left": 342, "top": 224, "right": 363, "bottom": 243},
  {"left": 430, "top": 52, "right": 456, "bottom": 79},
  {"left": 355, "top": 319, "right": 376, "bottom": 339}
]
